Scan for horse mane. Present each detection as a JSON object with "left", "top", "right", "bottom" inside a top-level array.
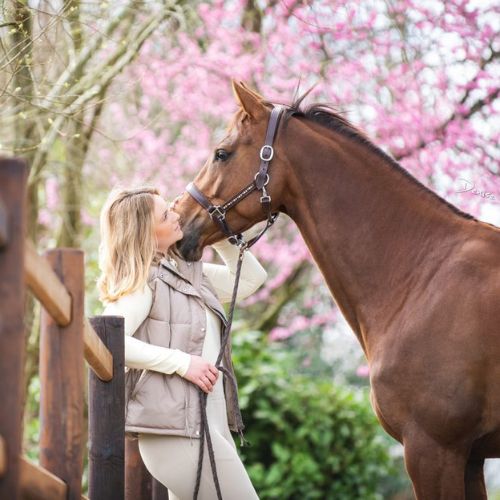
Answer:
[{"left": 282, "top": 93, "right": 476, "bottom": 221}]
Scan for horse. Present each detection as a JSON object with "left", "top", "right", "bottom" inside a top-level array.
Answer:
[{"left": 175, "top": 80, "right": 500, "bottom": 499}]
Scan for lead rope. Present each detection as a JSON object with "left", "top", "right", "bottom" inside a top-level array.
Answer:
[{"left": 193, "top": 244, "right": 247, "bottom": 500}]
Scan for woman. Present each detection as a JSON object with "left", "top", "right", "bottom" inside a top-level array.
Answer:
[{"left": 98, "top": 186, "right": 265, "bottom": 499}]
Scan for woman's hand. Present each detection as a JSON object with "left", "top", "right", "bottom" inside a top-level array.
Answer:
[{"left": 183, "top": 355, "right": 219, "bottom": 393}]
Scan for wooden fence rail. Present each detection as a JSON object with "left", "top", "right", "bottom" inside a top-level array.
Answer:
[
  {"left": 25, "top": 239, "right": 113, "bottom": 381},
  {"left": 0, "top": 157, "right": 168, "bottom": 499}
]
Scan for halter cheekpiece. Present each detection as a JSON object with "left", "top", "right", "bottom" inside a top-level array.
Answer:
[{"left": 186, "top": 105, "right": 285, "bottom": 247}]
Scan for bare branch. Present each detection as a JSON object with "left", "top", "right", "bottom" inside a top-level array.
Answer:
[
  {"left": 37, "top": 0, "right": 140, "bottom": 109},
  {"left": 29, "top": 6, "right": 176, "bottom": 185}
]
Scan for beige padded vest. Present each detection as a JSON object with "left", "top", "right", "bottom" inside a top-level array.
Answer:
[{"left": 124, "top": 256, "right": 244, "bottom": 439}]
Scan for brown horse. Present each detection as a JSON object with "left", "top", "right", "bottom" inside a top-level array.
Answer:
[{"left": 175, "top": 81, "right": 500, "bottom": 499}]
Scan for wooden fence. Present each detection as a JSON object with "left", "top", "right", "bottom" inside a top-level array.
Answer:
[{"left": 0, "top": 158, "right": 168, "bottom": 499}]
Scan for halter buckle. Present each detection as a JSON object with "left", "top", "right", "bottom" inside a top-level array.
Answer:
[
  {"left": 228, "top": 233, "right": 244, "bottom": 246},
  {"left": 259, "top": 145, "right": 274, "bottom": 162},
  {"left": 208, "top": 205, "right": 226, "bottom": 220},
  {"left": 260, "top": 194, "right": 271, "bottom": 204},
  {"left": 254, "top": 172, "right": 270, "bottom": 187}
]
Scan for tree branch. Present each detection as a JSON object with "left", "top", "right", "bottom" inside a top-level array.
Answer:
[
  {"left": 28, "top": 5, "right": 176, "bottom": 185},
  {"left": 395, "top": 48, "right": 499, "bottom": 161},
  {"left": 37, "top": 0, "right": 139, "bottom": 110},
  {"left": 253, "top": 261, "right": 311, "bottom": 333}
]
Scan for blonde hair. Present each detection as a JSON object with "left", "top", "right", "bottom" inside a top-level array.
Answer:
[{"left": 97, "top": 186, "right": 159, "bottom": 303}]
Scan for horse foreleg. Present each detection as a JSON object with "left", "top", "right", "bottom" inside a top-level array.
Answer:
[
  {"left": 403, "top": 431, "right": 467, "bottom": 500},
  {"left": 465, "top": 458, "right": 487, "bottom": 500}
]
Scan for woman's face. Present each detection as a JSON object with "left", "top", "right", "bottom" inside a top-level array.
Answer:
[{"left": 153, "top": 195, "right": 183, "bottom": 253}]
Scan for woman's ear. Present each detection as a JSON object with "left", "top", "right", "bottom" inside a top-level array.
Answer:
[{"left": 232, "top": 80, "right": 266, "bottom": 120}]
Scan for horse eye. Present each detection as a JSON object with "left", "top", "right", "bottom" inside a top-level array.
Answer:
[{"left": 214, "top": 149, "right": 230, "bottom": 162}]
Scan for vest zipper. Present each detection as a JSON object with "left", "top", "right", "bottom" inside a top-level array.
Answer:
[{"left": 183, "top": 379, "right": 193, "bottom": 441}]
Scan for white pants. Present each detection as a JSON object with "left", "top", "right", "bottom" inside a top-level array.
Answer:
[{"left": 138, "top": 392, "right": 258, "bottom": 500}]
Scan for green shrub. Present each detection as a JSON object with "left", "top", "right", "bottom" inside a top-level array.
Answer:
[{"left": 232, "top": 329, "right": 400, "bottom": 500}]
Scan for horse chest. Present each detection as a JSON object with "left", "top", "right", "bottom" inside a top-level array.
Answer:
[{"left": 369, "top": 343, "right": 488, "bottom": 446}]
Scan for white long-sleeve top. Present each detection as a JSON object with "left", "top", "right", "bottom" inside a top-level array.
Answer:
[{"left": 102, "top": 240, "right": 267, "bottom": 378}]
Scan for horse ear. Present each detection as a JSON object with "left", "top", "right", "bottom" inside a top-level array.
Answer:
[
  {"left": 232, "top": 80, "right": 266, "bottom": 120},
  {"left": 240, "top": 81, "right": 265, "bottom": 101}
]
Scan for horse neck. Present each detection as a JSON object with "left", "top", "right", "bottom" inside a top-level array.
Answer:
[{"left": 281, "top": 120, "right": 468, "bottom": 357}]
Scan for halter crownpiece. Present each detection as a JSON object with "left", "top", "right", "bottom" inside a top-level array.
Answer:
[{"left": 186, "top": 105, "right": 285, "bottom": 247}]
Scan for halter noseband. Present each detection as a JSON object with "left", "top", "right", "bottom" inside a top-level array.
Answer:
[{"left": 186, "top": 105, "right": 285, "bottom": 247}]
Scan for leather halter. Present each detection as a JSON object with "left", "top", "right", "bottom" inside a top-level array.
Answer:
[{"left": 186, "top": 106, "right": 285, "bottom": 247}]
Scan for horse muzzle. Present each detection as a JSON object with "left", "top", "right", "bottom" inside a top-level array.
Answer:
[{"left": 176, "top": 222, "right": 204, "bottom": 261}]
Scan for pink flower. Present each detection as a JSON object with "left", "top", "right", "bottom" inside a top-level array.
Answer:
[
  {"left": 269, "top": 327, "right": 294, "bottom": 341},
  {"left": 356, "top": 365, "right": 370, "bottom": 378}
]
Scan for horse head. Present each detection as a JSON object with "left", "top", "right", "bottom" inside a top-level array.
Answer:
[{"left": 175, "top": 81, "right": 289, "bottom": 261}]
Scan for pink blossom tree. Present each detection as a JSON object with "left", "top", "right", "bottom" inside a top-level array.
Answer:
[{"left": 86, "top": 0, "right": 499, "bottom": 350}]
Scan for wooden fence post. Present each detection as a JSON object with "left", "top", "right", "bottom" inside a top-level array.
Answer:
[
  {"left": 152, "top": 477, "right": 169, "bottom": 500},
  {"left": 0, "top": 158, "right": 27, "bottom": 500},
  {"left": 124, "top": 436, "right": 170, "bottom": 500},
  {"left": 39, "top": 248, "right": 85, "bottom": 500},
  {"left": 125, "top": 436, "right": 152, "bottom": 499},
  {"left": 88, "top": 316, "right": 125, "bottom": 500}
]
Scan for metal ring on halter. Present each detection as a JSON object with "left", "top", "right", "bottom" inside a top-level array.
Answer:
[
  {"left": 254, "top": 172, "right": 270, "bottom": 187},
  {"left": 228, "top": 234, "right": 244, "bottom": 246},
  {"left": 260, "top": 145, "right": 274, "bottom": 162}
]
